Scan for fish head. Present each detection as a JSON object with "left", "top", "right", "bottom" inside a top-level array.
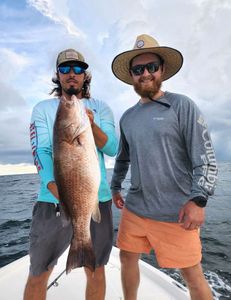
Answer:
[
  {"left": 72, "top": 96, "right": 90, "bottom": 131},
  {"left": 54, "top": 95, "right": 90, "bottom": 143}
]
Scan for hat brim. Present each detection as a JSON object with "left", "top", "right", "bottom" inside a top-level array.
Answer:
[
  {"left": 111, "top": 46, "right": 183, "bottom": 85},
  {"left": 57, "top": 59, "right": 89, "bottom": 70}
]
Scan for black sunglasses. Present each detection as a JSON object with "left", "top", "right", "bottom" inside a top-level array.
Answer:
[
  {"left": 58, "top": 65, "right": 86, "bottom": 75},
  {"left": 130, "top": 62, "right": 161, "bottom": 76}
]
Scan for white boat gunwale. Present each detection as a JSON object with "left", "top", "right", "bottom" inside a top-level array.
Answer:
[{"left": 0, "top": 246, "right": 190, "bottom": 299}]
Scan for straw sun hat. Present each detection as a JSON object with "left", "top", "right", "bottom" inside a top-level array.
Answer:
[{"left": 111, "top": 34, "right": 183, "bottom": 85}]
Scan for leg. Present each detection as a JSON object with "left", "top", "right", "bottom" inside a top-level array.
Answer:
[
  {"left": 147, "top": 221, "right": 210, "bottom": 299},
  {"left": 116, "top": 208, "right": 151, "bottom": 300},
  {"left": 84, "top": 266, "right": 106, "bottom": 300},
  {"left": 180, "top": 263, "right": 213, "bottom": 300},
  {"left": 120, "top": 250, "right": 140, "bottom": 300},
  {"left": 84, "top": 201, "right": 113, "bottom": 300},
  {"left": 23, "top": 268, "right": 53, "bottom": 300},
  {"left": 24, "top": 202, "right": 72, "bottom": 300}
]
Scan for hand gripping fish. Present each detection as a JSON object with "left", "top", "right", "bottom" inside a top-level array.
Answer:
[{"left": 53, "top": 95, "right": 101, "bottom": 273}]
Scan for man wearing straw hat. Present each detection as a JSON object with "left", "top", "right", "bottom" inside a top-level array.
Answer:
[{"left": 111, "top": 34, "right": 217, "bottom": 300}]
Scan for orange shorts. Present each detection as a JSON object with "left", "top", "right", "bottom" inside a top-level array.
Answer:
[{"left": 117, "top": 207, "right": 202, "bottom": 269}]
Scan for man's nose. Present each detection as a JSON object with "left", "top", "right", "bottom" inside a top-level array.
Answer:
[
  {"left": 143, "top": 67, "right": 151, "bottom": 76},
  {"left": 69, "top": 67, "right": 76, "bottom": 75}
]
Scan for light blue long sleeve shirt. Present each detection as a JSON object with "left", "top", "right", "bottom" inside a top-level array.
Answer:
[{"left": 30, "top": 97, "right": 118, "bottom": 204}]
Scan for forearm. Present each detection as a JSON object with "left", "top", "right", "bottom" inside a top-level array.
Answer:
[
  {"left": 111, "top": 160, "right": 130, "bottom": 194},
  {"left": 179, "top": 98, "right": 218, "bottom": 199},
  {"left": 111, "top": 124, "right": 130, "bottom": 193},
  {"left": 91, "top": 122, "right": 108, "bottom": 149},
  {"left": 86, "top": 106, "right": 118, "bottom": 156},
  {"left": 33, "top": 148, "right": 55, "bottom": 187},
  {"left": 189, "top": 125, "right": 218, "bottom": 199},
  {"left": 190, "top": 159, "right": 218, "bottom": 199}
]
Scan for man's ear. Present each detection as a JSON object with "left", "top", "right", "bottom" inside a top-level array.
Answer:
[{"left": 55, "top": 72, "right": 60, "bottom": 81}]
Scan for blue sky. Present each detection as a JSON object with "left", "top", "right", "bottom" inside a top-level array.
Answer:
[{"left": 0, "top": 0, "right": 230, "bottom": 172}]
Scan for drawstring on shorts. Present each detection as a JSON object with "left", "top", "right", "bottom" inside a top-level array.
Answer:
[{"left": 55, "top": 204, "right": 60, "bottom": 217}]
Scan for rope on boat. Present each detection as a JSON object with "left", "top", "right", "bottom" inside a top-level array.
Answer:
[{"left": 47, "top": 269, "right": 66, "bottom": 290}]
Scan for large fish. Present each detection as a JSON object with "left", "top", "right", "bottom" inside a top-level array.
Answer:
[{"left": 53, "top": 95, "right": 101, "bottom": 273}]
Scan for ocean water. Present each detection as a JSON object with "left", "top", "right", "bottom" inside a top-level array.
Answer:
[{"left": 0, "top": 162, "right": 230, "bottom": 299}]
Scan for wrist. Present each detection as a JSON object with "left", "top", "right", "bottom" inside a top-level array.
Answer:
[
  {"left": 111, "top": 189, "right": 121, "bottom": 195},
  {"left": 190, "top": 196, "right": 207, "bottom": 207}
]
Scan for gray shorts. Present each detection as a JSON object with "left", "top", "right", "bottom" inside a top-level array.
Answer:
[{"left": 29, "top": 200, "right": 113, "bottom": 276}]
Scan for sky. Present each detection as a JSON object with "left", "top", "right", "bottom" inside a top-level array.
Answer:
[{"left": 0, "top": 0, "right": 230, "bottom": 175}]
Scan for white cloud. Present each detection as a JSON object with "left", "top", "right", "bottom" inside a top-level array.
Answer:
[
  {"left": 0, "top": 48, "right": 31, "bottom": 81},
  {"left": 27, "top": 0, "right": 86, "bottom": 37},
  {"left": 0, "top": 82, "right": 31, "bottom": 152},
  {"left": 0, "top": 0, "right": 230, "bottom": 163},
  {"left": 0, "top": 109, "right": 31, "bottom": 151},
  {"left": 0, "top": 81, "right": 27, "bottom": 108}
]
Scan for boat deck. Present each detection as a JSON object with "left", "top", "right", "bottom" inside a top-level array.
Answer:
[{"left": 0, "top": 247, "right": 190, "bottom": 299}]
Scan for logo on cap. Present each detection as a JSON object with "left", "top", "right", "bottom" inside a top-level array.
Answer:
[
  {"left": 136, "top": 40, "right": 144, "bottom": 48},
  {"left": 65, "top": 50, "right": 79, "bottom": 59}
]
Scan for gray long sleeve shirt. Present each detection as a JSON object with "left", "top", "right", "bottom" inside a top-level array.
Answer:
[{"left": 111, "top": 91, "right": 218, "bottom": 222}]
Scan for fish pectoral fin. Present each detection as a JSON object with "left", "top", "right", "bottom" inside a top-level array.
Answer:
[
  {"left": 71, "top": 122, "right": 89, "bottom": 145},
  {"left": 62, "top": 124, "right": 77, "bottom": 143},
  {"left": 92, "top": 203, "right": 101, "bottom": 223},
  {"left": 73, "top": 136, "right": 83, "bottom": 146}
]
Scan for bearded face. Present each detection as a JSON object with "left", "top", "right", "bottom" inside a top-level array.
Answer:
[
  {"left": 130, "top": 53, "right": 164, "bottom": 100},
  {"left": 63, "top": 86, "right": 82, "bottom": 96},
  {"left": 133, "top": 73, "right": 163, "bottom": 99}
]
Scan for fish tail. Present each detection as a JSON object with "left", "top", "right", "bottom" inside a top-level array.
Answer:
[{"left": 66, "top": 240, "right": 96, "bottom": 274}]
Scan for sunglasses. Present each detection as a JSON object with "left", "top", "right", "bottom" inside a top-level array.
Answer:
[
  {"left": 130, "top": 62, "right": 161, "bottom": 76},
  {"left": 58, "top": 65, "right": 86, "bottom": 75}
]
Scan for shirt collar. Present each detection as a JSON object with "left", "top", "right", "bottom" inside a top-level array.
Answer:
[
  {"left": 152, "top": 92, "right": 171, "bottom": 107},
  {"left": 139, "top": 92, "right": 171, "bottom": 108}
]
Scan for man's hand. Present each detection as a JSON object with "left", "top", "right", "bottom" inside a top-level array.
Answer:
[
  {"left": 47, "top": 181, "right": 60, "bottom": 200},
  {"left": 85, "top": 108, "right": 108, "bottom": 149},
  {"left": 86, "top": 109, "right": 94, "bottom": 125},
  {"left": 112, "top": 192, "right": 125, "bottom": 209},
  {"left": 178, "top": 200, "right": 205, "bottom": 230}
]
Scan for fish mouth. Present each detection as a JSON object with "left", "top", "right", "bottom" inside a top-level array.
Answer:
[{"left": 60, "top": 98, "right": 75, "bottom": 108}]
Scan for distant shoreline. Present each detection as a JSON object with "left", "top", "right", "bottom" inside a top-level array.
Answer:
[
  {"left": 0, "top": 164, "right": 114, "bottom": 176},
  {"left": 0, "top": 164, "right": 36, "bottom": 176},
  {"left": 0, "top": 161, "right": 228, "bottom": 177}
]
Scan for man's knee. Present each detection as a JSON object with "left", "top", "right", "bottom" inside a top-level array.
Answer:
[
  {"left": 26, "top": 268, "right": 53, "bottom": 287},
  {"left": 180, "top": 263, "right": 206, "bottom": 288},
  {"left": 120, "top": 250, "right": 140, "bottom": 267},
  {"left": 85, "top": 266, "right": 105, "bottom": 283}
]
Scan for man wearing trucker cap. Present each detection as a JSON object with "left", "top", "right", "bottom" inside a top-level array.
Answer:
[{"left": 24, "top": 48, "right": 118, "bottom": 300}]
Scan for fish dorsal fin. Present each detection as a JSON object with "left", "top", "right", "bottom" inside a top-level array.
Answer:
[{"left": 92, "top": 202, "right": 101, "bottom": 223}]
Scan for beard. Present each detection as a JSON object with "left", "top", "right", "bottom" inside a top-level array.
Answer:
[
  {"left": 133, "top": 75, "right": 162, "bottom": 99},
  {"left": 63, "top": 86, "right": 82, "bottom": 96}
]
